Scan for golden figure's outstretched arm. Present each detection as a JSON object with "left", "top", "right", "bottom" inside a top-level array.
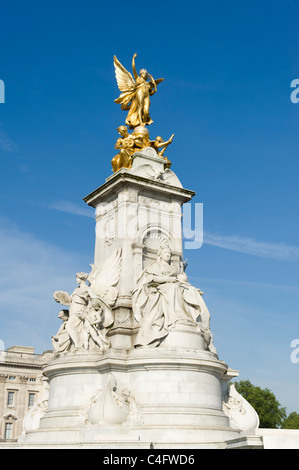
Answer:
[
  {"left": 147, "top": 73, "right": 157, "bottom": 93},
  {"left": 149, "top": 76, "right": 164, "bottom": 96},
  {"left": 114, "top": 137, "right": 123, "bottom": 150},
  {"left": 155, "top": 134, "right": 174, "bottom": 149},
  {"left": 132, "top": 53, "right": 138, "bottom": 80}
]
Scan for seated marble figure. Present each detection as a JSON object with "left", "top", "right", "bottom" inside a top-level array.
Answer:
[{"left": 132, "top": 243, "right": 217, "bottom": 354}]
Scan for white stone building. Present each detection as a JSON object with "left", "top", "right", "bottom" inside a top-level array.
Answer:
[{"left": 0, "top": 346, "right": 52, "bottom": 442}]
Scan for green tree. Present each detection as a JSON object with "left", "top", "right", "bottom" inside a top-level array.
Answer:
[
  {"left": 281, "top": 412, "right": 299, "bottom": 429},
  {"left": 233, "top": 380, "right": 287, "bottom": 429}
]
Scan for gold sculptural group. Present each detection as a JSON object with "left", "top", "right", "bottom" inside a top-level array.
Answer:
[{"left": 112, "top": 54, "right": 174, "bottom": 172}]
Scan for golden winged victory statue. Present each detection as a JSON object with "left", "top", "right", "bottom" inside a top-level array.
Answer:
[
  {"left": 112, "top": 53, "right": 174, "bottom": 173},
  {"left": 114, "top": 53, "right": 164, "bottom": 129}
]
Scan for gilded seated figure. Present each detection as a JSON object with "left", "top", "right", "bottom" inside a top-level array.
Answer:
[
  {"left": 111, "top": 126, "right": 174, "bottom": 173},
  {"left": 112, "top": 126, "right": 136, "bottom": 172}
]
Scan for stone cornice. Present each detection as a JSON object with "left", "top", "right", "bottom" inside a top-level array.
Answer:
[
  {"left": 42, "top": 349, "right": 228, "bottom": 380},
  {"left": 83, "top": 171, "right": 195, "bottom": 208},
  {"left": 0, "top": 362, "right": 46, "bottom": 370}
]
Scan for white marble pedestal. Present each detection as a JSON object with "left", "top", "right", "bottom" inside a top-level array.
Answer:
[{"left": 19, "top": 347, "right": 251, "bottom": 448}]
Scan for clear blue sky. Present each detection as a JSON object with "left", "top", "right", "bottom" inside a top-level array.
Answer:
[{"left": 0, "top": 0, "right": 298, "bottom": 415}]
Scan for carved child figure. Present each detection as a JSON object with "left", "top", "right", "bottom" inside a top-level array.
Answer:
[
  {"left": 80, "top": 297, "right": 112, "bottom": 351},
  {"left": 51, "top": 310, "right": 71, "bottom": 355}
]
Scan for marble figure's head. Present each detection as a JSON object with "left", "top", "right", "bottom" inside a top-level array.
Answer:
[
  {"left": 58, "top": 309, "right": 69, "bottom": 321},
  {"left": 89, "top": 297, "right": 102, "bottom": 311},
  {"left": 76, "top": 272, "right": 88, "bottom": 284},
  {"left": 158, "top": 244, "right": 172, "bottom": 262}
]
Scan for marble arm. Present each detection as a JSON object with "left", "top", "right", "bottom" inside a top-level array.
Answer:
[{"left": 151, "top": 274, "right": 176, "bottom": 284}]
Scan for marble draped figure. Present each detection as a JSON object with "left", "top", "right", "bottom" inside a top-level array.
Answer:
[
  {"left": 52, "top": 248, "right": 122, "bottom": 354},
  {"left": 132, "top": 244, "right": 217, "bottom": 354}
]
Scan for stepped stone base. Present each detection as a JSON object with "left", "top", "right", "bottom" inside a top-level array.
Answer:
[{"left": 17, "top": 348, "right": 262, "bottom": 449}]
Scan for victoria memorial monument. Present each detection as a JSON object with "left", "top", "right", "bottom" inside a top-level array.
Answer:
[{"left": 16, "top": 54, "right": 265, "bottom": 449}]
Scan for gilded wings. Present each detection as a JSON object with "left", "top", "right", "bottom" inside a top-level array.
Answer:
[{"left": 114, "top": 55, "right": 136, "bottom": 93}]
